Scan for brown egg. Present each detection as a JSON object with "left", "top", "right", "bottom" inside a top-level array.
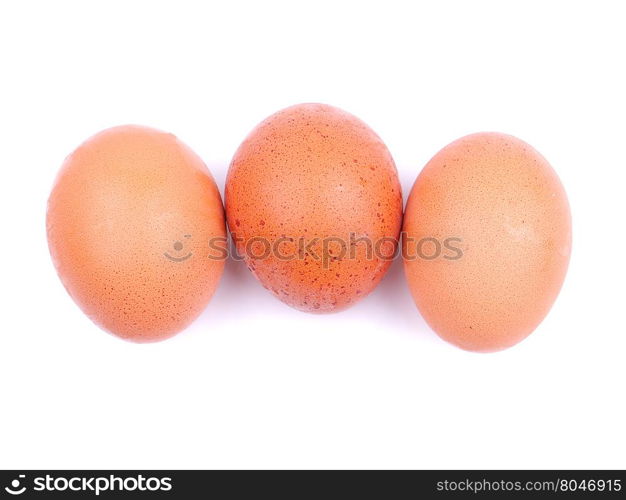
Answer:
[
  {"left": 225, "top": 103, "right": 403, "bottom": 312},
  {"left": 47, "top": 125, "right": 226, "bottom": 342},
  {"left": 403, "top": 133, "right": 571, "bottom": 352}
]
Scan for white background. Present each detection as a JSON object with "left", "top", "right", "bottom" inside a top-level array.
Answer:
[{"left": 1, "top": 1, "right": 624, "bottom": 469}]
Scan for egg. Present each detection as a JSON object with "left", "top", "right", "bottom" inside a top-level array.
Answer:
[
  {"left": 225, "top": 103, "right": 403, "bottom": 312},
  {"left": 403, "top": 133, "right": 571, "bottom": 352},
  {"left": 47, "top": 125, "right": 226, "bottom": 342}
]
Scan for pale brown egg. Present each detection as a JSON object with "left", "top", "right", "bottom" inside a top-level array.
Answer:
[
  {"left": 47, "top": 125, "right": 226, "bottom": 342},
  {"left": 403, "top": 133, "right": 571, "bottom": 352},
  {"left": 225, "top": 103, "right": 403, "bottom": 312}
]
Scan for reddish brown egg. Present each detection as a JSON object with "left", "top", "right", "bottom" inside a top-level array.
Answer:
[
  {"left": 225, "top": 103, "right": 403, "bottom": 312},
  {"left": 403, "top": 132, "right": 571, "bottom": 352},
  {"left": 47, "top": 125, "right": 226, "bottom": 342}
]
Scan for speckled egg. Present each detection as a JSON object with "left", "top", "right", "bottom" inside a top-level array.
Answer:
[
  {"left": 47, "top": 125, "right": 226, "bottom": 342},
  {"left": 403, "top": 132, "right": 571, "bottom": 352},
  {"left": 225, "top": 103, "right": 403, "bottom": 312}
]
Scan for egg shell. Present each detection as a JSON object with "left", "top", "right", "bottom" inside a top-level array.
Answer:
[
  {"left": 225, "top": 103, "right": 403, "bottom": 312},
  {"left": 47, "top": 125, "right": 226, "bottom": 342},
  {"left": 403, "top": 132, "right": 571, "bottom": 352}
]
